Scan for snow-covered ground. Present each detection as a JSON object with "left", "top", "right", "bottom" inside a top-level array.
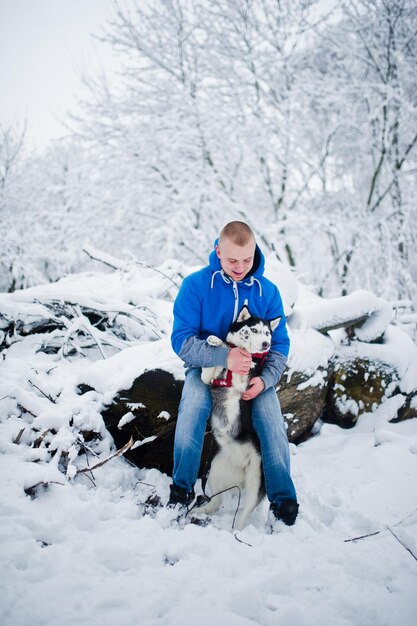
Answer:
[
  {"left": 1, "top": 260, "right": 416, "bottom": 625},
  {"left": 1, "top": 407, "right": 417, "bottom": 626}
]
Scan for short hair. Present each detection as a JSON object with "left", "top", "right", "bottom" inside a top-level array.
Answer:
[{"left": 219, "top": 221, "right": 255, "bottom": 247}]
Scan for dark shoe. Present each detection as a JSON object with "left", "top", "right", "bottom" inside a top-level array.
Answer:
[
  {"left": 156, "top": 484, "right": 195, "bottom": 528},
  {"left": 167, "top": 484, "right": 195, "bottom": 508},
  {"left": 268, "top": 500, "right": 299, "bottom": 529}
]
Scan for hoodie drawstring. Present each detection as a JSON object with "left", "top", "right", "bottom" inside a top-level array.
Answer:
[
  {"left": 244, "top": 276, "right": 263, "bottom": 297},
  {"left": 211, "top": 269, "right": 231, "bottom": 289},
  {"left": 211, "top": 271, "right": 262, "bottom": 321}
]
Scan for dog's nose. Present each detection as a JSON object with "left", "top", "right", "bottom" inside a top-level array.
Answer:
[{"left": 262, "top": 341, "right": 270, "bottom": 350}]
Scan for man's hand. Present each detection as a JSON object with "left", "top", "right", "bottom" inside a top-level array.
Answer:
[
  {"left": 227, "top": 347, "right": 251, "bottom": 375},
  {"left": 242, "top": 377, "right": 265, "bottom": 400}
]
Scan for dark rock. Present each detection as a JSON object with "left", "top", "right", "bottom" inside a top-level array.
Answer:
[
  {"left": 278, "top": 370, "right": 328, "bottom": 443},
  {"left": 76, "top": 384, "right": 95, "bottom": 395},
  {"left": 102, "top": 368, "right": 182, "bottom": 436},
  {"left": 102, "top": 369, "right": 218, "bottom": 477},
  {"left": 391, "top": 393, "right": 417, "bottom": 423},
  {"left": 322, "top": 358, "right": 399, "bottom": 428}
]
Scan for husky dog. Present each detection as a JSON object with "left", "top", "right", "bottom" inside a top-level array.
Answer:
[{"left": 195, "top": 305, "right": 280, "bottom": 530}]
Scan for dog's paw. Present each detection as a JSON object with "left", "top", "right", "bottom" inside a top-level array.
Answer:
[
  {"left": 206, "top": 335, "right": 224, "bottom": 347},
  {"left": 201, "top": 368, "right": 214, "bottom": 385}
]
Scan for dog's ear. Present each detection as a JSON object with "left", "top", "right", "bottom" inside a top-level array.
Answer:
[
  {"left": 237, "top": 305, "right": 252, "bottom": 323},
  {"left": 269, "top": 316, "right": 281, "bottom": 332}
]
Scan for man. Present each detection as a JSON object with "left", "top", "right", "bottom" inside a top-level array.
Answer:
[{"left": 168, "top": 221, "right": 298, "bottom": 528}]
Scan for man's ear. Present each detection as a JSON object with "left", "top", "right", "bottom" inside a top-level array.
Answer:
[
  {"left": 215, "top": 244, "right": 221, "bottom": 259},
  {"left": 269, "top": 316, "right": 281, "bottom": 332}
]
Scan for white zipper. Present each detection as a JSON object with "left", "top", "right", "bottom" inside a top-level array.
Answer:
[{"left": 232, "top": 281, "right": 239, "bottom": 321}]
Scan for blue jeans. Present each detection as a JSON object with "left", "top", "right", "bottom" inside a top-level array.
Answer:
[{"left": 172, "top": 367, "right": 297, "bottom": 504}]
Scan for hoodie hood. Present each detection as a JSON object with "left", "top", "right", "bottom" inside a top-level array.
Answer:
[
  {"left": 209, "top": 238, "right": 265, "bottom": 279},
  {"left": 171, "top": 238, "right": 289, "bottom": 358}
]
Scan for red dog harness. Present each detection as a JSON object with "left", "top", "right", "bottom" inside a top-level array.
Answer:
[{"left": 211, "top": 350, "right": 268, "bottom": 388}]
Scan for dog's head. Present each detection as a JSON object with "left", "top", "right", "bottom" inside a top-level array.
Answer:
[{"left": 226, "top": 305, "right": 281, "bottom": 354}]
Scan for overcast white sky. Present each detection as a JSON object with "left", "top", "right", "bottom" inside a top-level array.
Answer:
[{"left": 0, "top": 0, "right": 118, "bottom": 151}]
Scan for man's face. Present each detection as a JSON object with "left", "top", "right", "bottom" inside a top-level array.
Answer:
[{"left": 216, "top": 237, "right": 256, "bottom": 282}]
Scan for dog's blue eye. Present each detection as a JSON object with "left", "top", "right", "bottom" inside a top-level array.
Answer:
[{"left": 251, "top": 328, "right": 258, "bottom": 333}]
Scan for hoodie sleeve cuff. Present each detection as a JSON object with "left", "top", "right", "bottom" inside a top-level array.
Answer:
[
  {"left": 178, "top": 336, "right": 230, "bottom": 368},
  {"left": 259, "top": 351, "right": 288, "bottom": 390}
]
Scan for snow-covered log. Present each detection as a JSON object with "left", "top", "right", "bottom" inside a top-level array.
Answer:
[
  {"left": 288, "top": 290, "right": 393, "bottom": 342},
  {"left": 0, "top": 263, "right": 182, "bottom": 355}
]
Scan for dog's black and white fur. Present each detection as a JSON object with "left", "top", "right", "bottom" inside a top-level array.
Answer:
[{"left": 195, "top": 305, "right": 280, "bottom": 530}]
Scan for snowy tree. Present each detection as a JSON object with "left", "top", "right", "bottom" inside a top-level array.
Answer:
[
  {"left": 298, "top": 0, "right": 417, "bottom": 299},
  {"left": 75, "top": 0, "right": 326, "bottom": 264},
  {"left": 75, "top": 0, "right": 416, "bottom": 301},
  {"left": 0, "top": 120, "right": 31, "bottom": 291},
  {"left": 2, "top": 0, "right": 416, "bottom": 307}
]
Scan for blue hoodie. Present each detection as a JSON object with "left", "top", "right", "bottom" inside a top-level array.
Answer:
[{"left": 171, "top": 240, "right": 290, "bottom": 389}]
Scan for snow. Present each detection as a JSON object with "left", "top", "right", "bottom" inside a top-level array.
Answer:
[
  {"left": 117, "top": 411, "right": 137, "bottom": 428},
  {"left": 264, "top": 254, "right": 299, "bottom": 316},
  {"left": 287, "top": 328, "right": 335, "bottom": 377},
  {"left": 1, "top": 260, "right": 417, "bottom": 625},
  {"left": 2, "top": 0, "right": 416, "bottom": 619},
  {"left": 78, "top": 338, "right": 185, "bottom": 394},
  {"left": 289, "top": 290, "right": 393, "bottom": 342},
  {"left": 1, "top": 411, "right": 416, "bottom": 626}
]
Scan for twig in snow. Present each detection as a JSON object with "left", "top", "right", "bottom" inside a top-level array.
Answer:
[
  {"left": 83, "top": 244, "right": 181, "bottom": 290},
  {"left": 28, "top": 379, "right": 56, "bottom": 403},
  {"left": 24, "top": 480, "right": 65, "bottom": 498},
  {"left": 386, "top": 526, "right": 417, "bottom": 562},
  {"left": 75, "top": 437, "right": 134, "bottom": 475},
  {"left": 77, "top": 437, "right": 100, "bottom": 459},
  {"left": 17, "top": 403, "right": 36, "bottom": 418},
  {"left": 33, "top": 429, "right": 51, "bottom": 448},
  {"left": 79, "top": 322, "right": 107, "bottom": 359},
  {"left": 134, "top": 261, "right": 181, "bottom": 290},
  {"left": 133, "top": 480, "right": 157, "bottom": 490},
  {"left": 344, "top": 530, "right": 382, "bottom": 542},
  {"left": 234, "top": 532, "right": 253, "bottom": 548},
  {"left": 13, "top": 428, "right": 25, "bottom": 444},
  {"left": 83, "top": 245, "right": 124, "bottom": 270},
  {"left": 81, "top": 472, "right": 97, "bottom": 488},
  {"left": 344, "top": 508, "right": 417, "bottom": 544}
]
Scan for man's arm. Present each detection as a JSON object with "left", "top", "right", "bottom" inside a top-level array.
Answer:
[
  {"left": 171, "top": 275, "right": 203, "bottom": 357},
  {"left": 172, "top": 273, "right": 230, "bottom": 368},
  {"left": 242, "top": 351, "right": 287, "bottom": 400},
  {"left": 178, "top": 336, "right": 229, "bottom": 368},
  {"left": 259, "top": 350, "right": 288, "bottom": 390}
]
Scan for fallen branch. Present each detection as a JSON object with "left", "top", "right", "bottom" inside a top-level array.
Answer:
[
  {"left": 344, "top": 508, "right": 417, "bottom": 546},
  {"left": 234, "top": 532, "right": 253, "bottom": 547},
  {"left": 28, "top": 379, "right": 57, "bottom": 403},
  {"left": 13, "top": 428, "right": 25, "bottom": 444},
  {"left": 344, "top": 530, "right": 381, "bottom": 542},
  {"left": 33, "top": 429, "right": 51, "bottom": 448},
  {"left": 134, "top": 261, "right": 181, "bottom": 290},
  {"left": 387, "top": 525, "right": 417, "bottom": 562},
  {"left": 24, "top": 480, "right": 65, "bottom": 498},
  {"left": 83, "top": 244, "right": 126, "bottom": 270},
  {"left": 75, "top": 437, "right": 134, "bottom": 475},
  {"left": 83, "top": 244, "right": 181, "bottom": 291}
]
